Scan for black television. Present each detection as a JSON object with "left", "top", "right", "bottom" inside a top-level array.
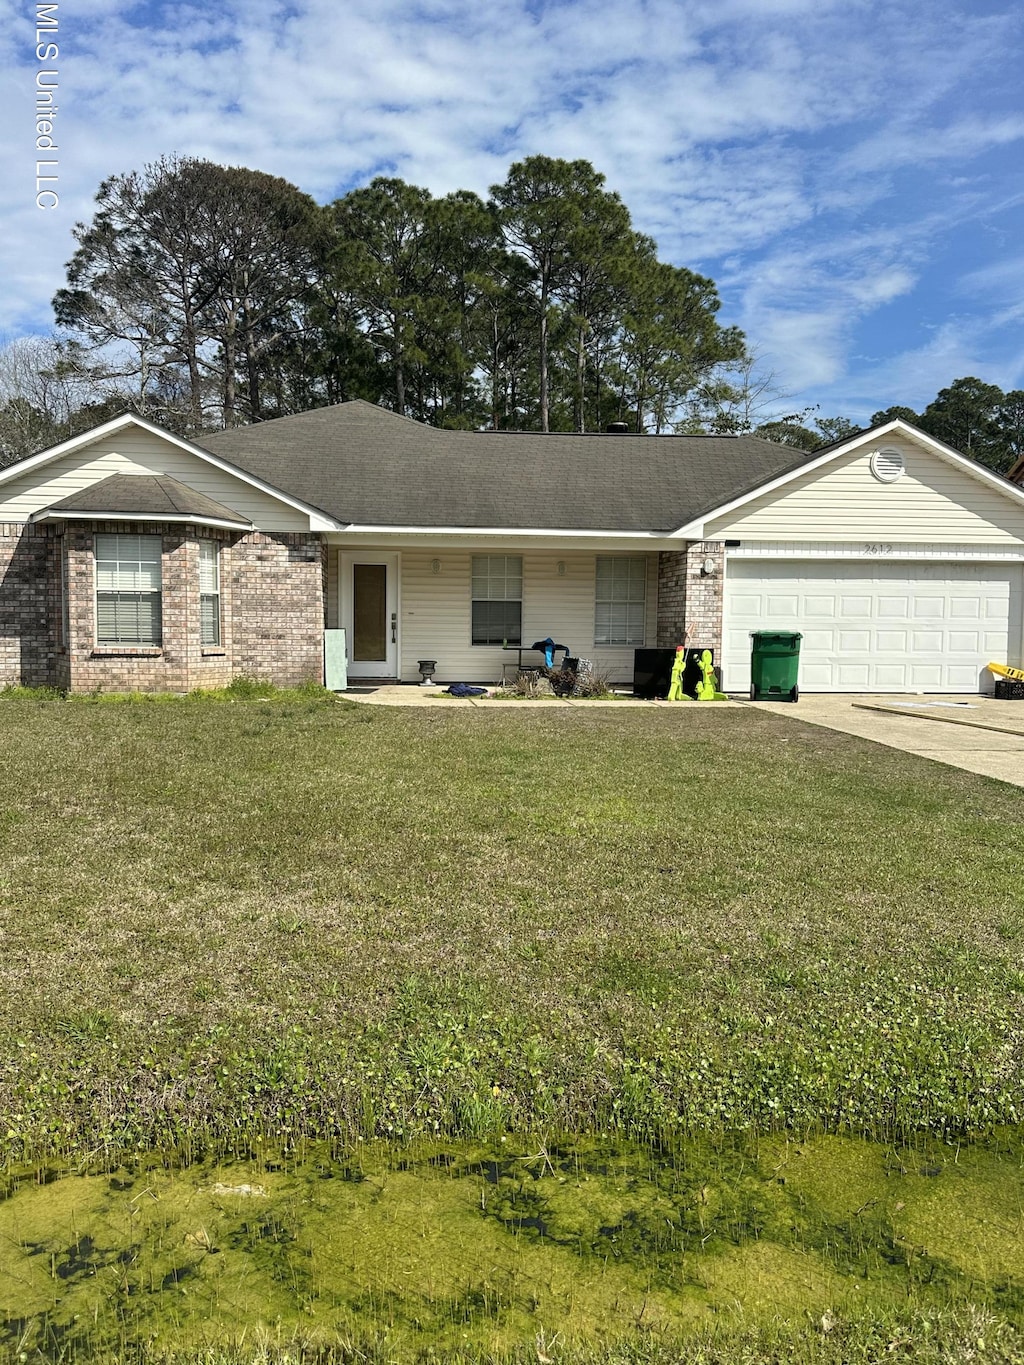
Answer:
[{"left": 632, "top": 648, "right": 676, "bottom": 699}]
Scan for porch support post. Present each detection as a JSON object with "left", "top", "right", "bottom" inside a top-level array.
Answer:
[
  {"left": 656, "top": 542, "right": 725, "bottom": 655},
  {"left": 656, "top": 549, "right": 687, "bottom": 646}
]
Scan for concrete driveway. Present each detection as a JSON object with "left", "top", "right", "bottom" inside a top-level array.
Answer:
[{"left": 756, "top": 694, "right": 1024, "bottom": 787}]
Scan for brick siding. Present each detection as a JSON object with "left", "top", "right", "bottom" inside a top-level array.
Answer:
[
  {"left": 229, "top": 532, "right": 326, "bottom": 687},
  {"left": 656, "top": 542, "right": 725, "bottom": 657},
  {"left": 0, "top": 521, "right": 325, "bottom": 693},
  {"left": 0, "top": 523, "right": 61, "bottom": 688}
]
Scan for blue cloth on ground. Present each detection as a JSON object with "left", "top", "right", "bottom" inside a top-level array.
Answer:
[{"left": 446, "top": 683, "right": 487, "bottom": 697}]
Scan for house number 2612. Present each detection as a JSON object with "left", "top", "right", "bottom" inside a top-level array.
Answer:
[{"left": 863, "top": 542, "right": 893, "bottom": 554}]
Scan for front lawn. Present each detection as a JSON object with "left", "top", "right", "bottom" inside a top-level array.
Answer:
[{"left": 2, "top": 695, "right": 1022, "bottom": 1160}]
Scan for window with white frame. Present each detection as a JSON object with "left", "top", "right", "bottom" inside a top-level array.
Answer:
[
  {"left": 595, "top": 556, "right": 647, "bottom": 646},
  {"left": 95, "top": 533, "right": 162, "bottom": 646},
  {"left": 199, "top": 540, "right": 221, "bottom": 646},
  {"left": 471, "top": 555, "right": 522, "bottom": 645}
]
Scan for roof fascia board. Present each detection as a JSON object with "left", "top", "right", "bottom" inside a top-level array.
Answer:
[
  {"left": 31, "top": 509, "right": 253, "bottom": 530},
  {"left": 0, "top": 413, "right": 343, "bottom": 531},
  {"left": 671, "top": 421, "right": 1024, "bottom": 538}
]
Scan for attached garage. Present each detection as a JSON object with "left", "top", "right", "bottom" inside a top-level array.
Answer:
[
  {"left": 683, "top": 423, "right": 1024, "bottom": 695},
  {"left": 723, "top": 558, "right": 1021, "bottom": 694}
]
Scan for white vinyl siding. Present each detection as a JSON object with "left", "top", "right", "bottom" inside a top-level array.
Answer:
[
  {"left": 199, "top": 541, "right": 221, "bottom": 646},
  {"left": 706, "top": 439, "right": 1024, "bottom": 544},
  {"left": 595, "top": 556, "right": 647, "bottom": 646},
  {"left": 385, "top": 548, "right": 658, "bottom": 684},
  {"left": 0, "top": 429, "right": 307, "bottom": 529},
  {"left": 471, "top": 555, "right": 523, "bottom": 645},
  {"left": 95, "top": 533, "right": 162, "bottom": 646}
]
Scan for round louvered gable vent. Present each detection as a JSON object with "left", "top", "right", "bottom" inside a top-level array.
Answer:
[{"left": 870, "top": 447, "right": 905, "bottom": 483}]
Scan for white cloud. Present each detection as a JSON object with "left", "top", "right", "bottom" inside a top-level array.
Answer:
[
  {"left": 0, "top": 0, "right": 1021, "bottom": 421},
  {"left": 843, "top": 116, "right": 1024, "bottom": 175}
]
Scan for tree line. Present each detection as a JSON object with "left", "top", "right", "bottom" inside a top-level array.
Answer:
[
  {"left": 757, "top": 379, "right": 1024, "bottom": 474},
  {"left": 27, "top": 154, "right": 749, "bottom": 444},
  {"left": 1, "top": 153, "right": 1020, "bottom": 476}
]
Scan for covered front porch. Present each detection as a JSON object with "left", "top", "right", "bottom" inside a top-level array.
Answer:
[{"left": 323, "top": 536, "right": 726, "bottom": 688}]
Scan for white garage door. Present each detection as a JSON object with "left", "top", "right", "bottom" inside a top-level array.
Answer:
[{"left": 723, "top": 559, "right": 1020, "bottom": 693}]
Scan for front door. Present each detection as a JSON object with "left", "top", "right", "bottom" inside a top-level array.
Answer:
[{"left": 341, "top": 553, "right": 400, "bottom": 679}]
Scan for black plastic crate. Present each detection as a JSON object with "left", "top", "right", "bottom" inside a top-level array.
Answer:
[{"left": 994, "top": 678, "right": 1024, "bottom": 700}]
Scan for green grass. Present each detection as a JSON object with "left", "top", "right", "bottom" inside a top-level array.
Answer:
[
  {"left": 1, "top": 696, "right": 1022, "bottom": 1161},
  {"left": 3, "top": 695, "right": 1024, "bottom": 1359}
]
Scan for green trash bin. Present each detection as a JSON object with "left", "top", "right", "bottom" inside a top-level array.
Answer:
[{"left": 750, "top": 631, "right": 802, "bottom": 702}]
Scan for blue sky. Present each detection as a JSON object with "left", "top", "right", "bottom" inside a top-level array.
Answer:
[{"left": 1, "top": 0, "right": 1022, "bottom": 424}]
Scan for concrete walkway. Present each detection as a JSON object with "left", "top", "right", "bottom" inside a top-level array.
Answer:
[
  {"left": 341, "top": 683, "right": 739, "bottom": 708},
  {"left": 342, "top": 684, "right": 1024, "bottom": 787}
]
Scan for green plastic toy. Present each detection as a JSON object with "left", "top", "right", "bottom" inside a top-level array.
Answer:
[
  {"left": 667, "top": 645, "right": 689, "bottom": 701},
  {"left": 695, "top": 649, "right": 728, "bottom": 701}
]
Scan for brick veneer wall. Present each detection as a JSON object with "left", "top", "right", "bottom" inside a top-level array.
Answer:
[
  {"left": 65, "top": 523, "right": 191, "bottom": 693},
  {"left": 229, "top": 532, "right": 325, "bottom": 686},
  {"left": 656, "top": 542, "right": 725, "bottom": 656},
  {"left": 656, "top": 551, "right": 687, "bottom": 647},
  {"left": 0, "top": 523, "right": 61, "bottom": 688},
  {"left": 0, "top": 521, "right": 325, "bottom": 693}
]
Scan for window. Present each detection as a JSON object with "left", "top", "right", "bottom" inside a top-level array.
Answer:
[
  {"left": 95, "top": 534, "right": 162, "bottom": 646},
  {"left": 472, "top": 555, "right": 522, "bottom": 645},
  {"left": 199, "top": 541, "right": 221, "bottom": 646},
  {"left": 595, "top": 556, "right": 647, "bottom": 646}
]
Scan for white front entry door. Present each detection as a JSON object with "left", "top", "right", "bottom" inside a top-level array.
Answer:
[
  {"left": 723, "top": 559, "right": 1021, "bottom": 693},
  {"left": 341, "top": 552, "right": 400, "bottom": 679}
]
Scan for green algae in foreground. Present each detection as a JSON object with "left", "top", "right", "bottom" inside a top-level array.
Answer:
[{"left": 2, "top": 1132, "right": 1023, "bottom": 1361}]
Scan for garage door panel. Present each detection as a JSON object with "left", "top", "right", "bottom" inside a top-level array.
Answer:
[
  {"left": 908, "top": 663, "right": 944, "bottom": 687},
  {"left": 947, "top": 631, "right": 981, "bottom": 652},
  {"left": 766, "top": 594, "right": 799, "bottom": 615},
  {"left": 876, "top": 630, "right": 908, "bottom": 651},
  {"left": 948, "top": 665, "right": 984, "bottom": 689},
  {"left": 874, "top": 664, "right": 908, "bottom": 687},
  {"left": 950, "top": 599, "right": 981, "bottom": 619},
  {"left": 877, "top": 596, "right": 910, "bottom": 617},
  {"left": 912, "top": 597, "right": 945, "bottom": 618},
  {"left": 840, "top": 595, "right": 871, "bottom": 616},
  {"left": 724, "top": 559, "right": 1020, "bottom": 693},
  {"left": 839, "top": 629, "right": 871, "bottom": 651},
  {"left": 837, "top": 662, "right": 871, "bottom": 686},
  {"left": 911, "top": 629, "right": 943, "bottom": 652},
  {"left": 730, "top": 593, "right": 763, "bottom": 616}
]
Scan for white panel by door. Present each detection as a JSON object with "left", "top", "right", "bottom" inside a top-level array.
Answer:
[{"left": 723, "top": 559, "right": 1020, "bottom": 693}]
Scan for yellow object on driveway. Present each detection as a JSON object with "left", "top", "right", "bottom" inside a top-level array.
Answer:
[{"left": 988, "top": 662, "right": 1024, "bottom": 682}]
